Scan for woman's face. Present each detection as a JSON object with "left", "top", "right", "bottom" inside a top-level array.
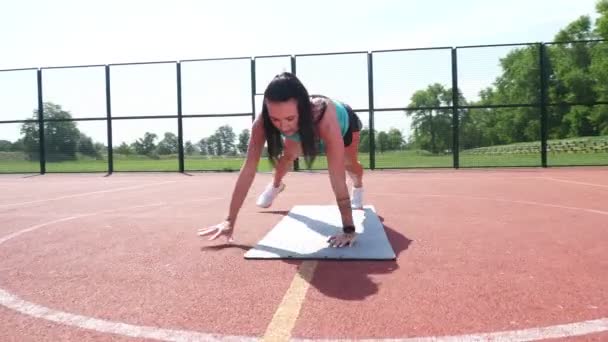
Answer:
[{"left": 266, "top": 98, "right": 299, "bottom": 136}]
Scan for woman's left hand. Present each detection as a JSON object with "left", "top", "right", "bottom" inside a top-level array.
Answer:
[{"left": 327, "top": 232, "right": 357, "bottom": 247}]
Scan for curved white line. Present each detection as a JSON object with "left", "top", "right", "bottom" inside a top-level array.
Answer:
[
  {"left": 0, "top": 215, "right": 87, "bottom": 245},
  {"left": 0, "top": 202, "right": 257, "bottom": 341},
  {"left": 0, "top": 198, "right": 606, "bottom": 341},
  {"left": 0, "top": 203, "right": 166, "bottom": 247},
  {"left": 0, "top": 288, "right": 257, "bottom": 341},
  {"left": 0, "top": 181, "right": 177, "bottom": 209},
  {"left": 541, "top": 177, "right": 608, "bottom": 189},
  {"left": 370, "top": 193, "right": 608, "bottom": 216}
]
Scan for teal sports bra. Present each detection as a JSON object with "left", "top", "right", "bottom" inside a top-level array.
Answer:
[{"left": 282, "top": 99, "right": 349, "bottom": 142}]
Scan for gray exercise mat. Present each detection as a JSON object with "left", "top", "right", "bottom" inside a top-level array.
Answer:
[{"left": 244, "top": 205, "right": 396, "bottom": 260}]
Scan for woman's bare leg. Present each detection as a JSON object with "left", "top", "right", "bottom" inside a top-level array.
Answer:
[
  {"left": 344, "top": 132, "right": 364, "bottom": 209},
  {"left": 272, "top": 139, "right": 301, "bottom": 187},
  {"left": 257, "top": 139, "right": 301, "bottom": 208},
  {"left": 344, "top": 132, "right": 363, "bottom": 188}
]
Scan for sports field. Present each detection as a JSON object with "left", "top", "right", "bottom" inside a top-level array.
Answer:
[
  {"left": 1, "top": 150, "right": 607, "bottom": 173},
  {"left": 1, "top": 167, "right": 607, "bottom": 341}
]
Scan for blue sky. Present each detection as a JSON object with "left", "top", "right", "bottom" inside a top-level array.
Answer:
[{"left": 0, "top": 0, "right": 602, "bottom": 146}]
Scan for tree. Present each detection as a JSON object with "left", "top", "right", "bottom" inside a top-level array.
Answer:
[
  {"left": 407, "top": 83, "right": 458, "bottom": 153},
  {"left": 198, "top": 138, "right": 210, "bottom": 156},
  {"left": 0, "top": 140, "right": 11, "bottom": 152},
  {"left": 592, "top": 0, "right": 608, "bottom": 134},
  {"left": 549, "top": 16, "right": 599, "bottom": 137},
  {"left": 115, "top": 142, "right": 132, "bottom": 155},
  {"left": 358, "top": 129, "right": 370, "bottom": 152},
  {"left": 237, "top": 129, "right": 250, "bottom": 154},
  {"left": 184, "top": 140, "right": 196, "bottom": 155},
  {"left": 20, "top": 102, "right": 81, "bottom": 161},
  {"left": 457, "top": 45, "right": 541, "bottom": 146},
  {"left": 386, "top": 128, "right": 405, "bottom": 150},
  {"left": 156, "top": 132, "right": 178, "bottom": 155},
  {"left": 206, "top": 134, "right": 221, "bottom": 156},
  {"left": 78, "top": 133, "right": 100, "bottom": 158},
  {"left": 351, "top": 128, "right": 405, "bottom": 152},
  {"left": 597, "top": 0, "right": 608, "bottom": 39},
  {"left": 133, "top": 132, "right": 157, "bottom": 156},
  {"left": 12, "top": 138, "right": 25, "bottom": 152},
  {"left": 376, "top": 131, "right": 388, "bottom": 152},
  {"left": 465, "top": 4, "right": 608, "bottom": 144},
  {"left": 215, "top": 125, "right": 236, "bottom": 156},
  {"left": 200, "top": 125, "right": 238, "bottom": 156}
]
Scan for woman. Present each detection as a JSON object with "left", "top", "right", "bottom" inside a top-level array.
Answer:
[{"left": 198, "top": 72, "right": 365, "bottom": 248}]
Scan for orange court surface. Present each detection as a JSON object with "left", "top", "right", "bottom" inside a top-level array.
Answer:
[{"left": 0, "top": 167, "right": 607, "bottom": 341}]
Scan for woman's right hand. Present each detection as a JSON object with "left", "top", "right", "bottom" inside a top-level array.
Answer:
[{"left": 197, "top": 220, "right": 234, "bottom": 242}]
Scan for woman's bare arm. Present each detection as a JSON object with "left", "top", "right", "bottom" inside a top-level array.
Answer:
[
  {"left": 226, "top": 115, "right": 266, "bottom": 226},
  {"left": 198, "top": 115, "right": 265, "bottom": 240},
  {"left": 317, "top": 101, "right": 354, "bottom": 228}
]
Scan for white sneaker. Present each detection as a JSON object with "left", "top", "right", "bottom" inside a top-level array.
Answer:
[
  {"left": 351, "top": 186, "right": 363, "bottom": 209},
  {"left": 256, "top": 183, "right": 285, "bottom": 208}
]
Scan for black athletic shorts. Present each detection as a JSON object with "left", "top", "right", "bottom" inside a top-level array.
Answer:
[{"left": 341, "top": 102, "right": 362, "bottom": 147}]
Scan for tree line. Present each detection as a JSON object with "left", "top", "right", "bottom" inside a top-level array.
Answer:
[
  {"left": 0, "top": 101, "right": 407, "bottom": 159},
  {"left": 112, "top": 125, "right": 252, "bottom": 158}
]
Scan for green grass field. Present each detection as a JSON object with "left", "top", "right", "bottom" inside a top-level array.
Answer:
[
  {"left": 1, "top": 136, "right": 606, "bottom": 173},
  {"left": 1, "top": 150, "right": 606, "bottom": 173}
]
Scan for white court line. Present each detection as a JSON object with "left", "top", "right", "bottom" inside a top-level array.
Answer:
[
  {"left": 464, "top": 194, "right": 608, "bottom": 216},
  {"left": 0, "top": 287, "right": 256, "bottom": 341},
  {"left": 0, "top": 181, "right": 177, "bottom": 209},
  {"left": 0, "top": 203, "right": 166, "bottom": 246},
  {"left": 0, "top": 216, "right": 87, "bottom": 245},
  {"left": 0, "top": 197, "right": 606, "bottom": 341},
  {"left": 370, "top": 193, "right": 608, "bottom": 216},
  {"left": 0, "top": 201, "right": 255, "bottom": 342},
  {"left": 282, "top": 192, "right": 608, "bottom": 217},
  {"left": 354, "top": 175, "right": 546, "bottom": 181},
  {"left": 540, "top": 177, "right": 608, "bottom": 189}
]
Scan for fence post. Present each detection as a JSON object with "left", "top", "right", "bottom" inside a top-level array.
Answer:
[
  {"left": 367, "top": 52, "right": 375, "bottom": 170},
  {"left": 291, "top": 55, "right": 300, "bottom": 171},
  {"left": 176, "top": 62, "right": 185, "bottom": 173},
  {"left": 37, "top": 69, "right": 45, "bottom": 174},
  {"left": 451, "top": 48, "right": 460, "bottom": 169},
  {"left": 539, "top": 43, "right": 548, "bottom": 167},
  {"left": 250, "top": 58, "right": 256, "bottom": 123},
  {"left": 105, "top": 65, "right": 113, "bottom": 174}
]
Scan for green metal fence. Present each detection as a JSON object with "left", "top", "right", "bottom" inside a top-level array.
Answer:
[{"left": 1, "top": 39, "right": 606, "bottom": 174}]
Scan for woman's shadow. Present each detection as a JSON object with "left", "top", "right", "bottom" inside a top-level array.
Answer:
[{"left": 200, "top": 209, "right": 412, "bottom": 301}]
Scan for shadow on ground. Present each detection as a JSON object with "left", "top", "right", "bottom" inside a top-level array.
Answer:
[{"left": 200, "top": 210, "right": 412, "bottom": 301}]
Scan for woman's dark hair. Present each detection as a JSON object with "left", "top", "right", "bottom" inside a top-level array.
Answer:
[{"left": 261, "top": 72, "right": 318, "bottom": 169}]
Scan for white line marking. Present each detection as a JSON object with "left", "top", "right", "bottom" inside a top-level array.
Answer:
[
  {"left": 0, "top": 288, "right": 257, "bottom": 341},
  {"left": 0, "top": 203, "right": 165, "bottom": 246},
  {"left": 0, "top": 201, "right": 257, "bottom": 341},
  {"left": 0, "top": 216, "right": 86, "bottom": 245},
  {"left": 0, "top": 181, "right": 177, "bottom": 209},
  {"left": 348, "top": 173, "right": 608, "bottom": 189},
  {"left": 0, "top": 196, "right": 606, "bottom": 341},
  {"left": 371, "top": 193, "right": 608, "bottom": 216},
  {"left": 462, "top": 195, "right": 608, "bottom": 216},
  {"left": 541, "top": 177, "right": 608, "bottom": 189}
]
